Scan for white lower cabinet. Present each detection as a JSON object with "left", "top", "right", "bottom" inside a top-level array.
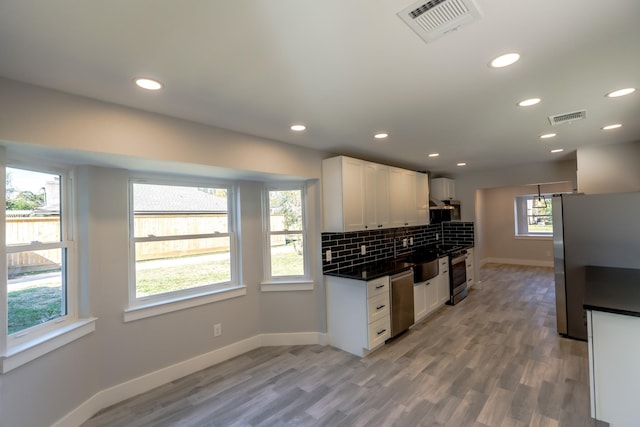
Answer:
[
  {"left": 437, "top": 256, "right": 450, "bottom": 304},
  {"left": 326, "top": 275, "right": 391, "bottom": 357},
  {"left": 414, "top": 256, "right": 451, "bottom": 323},
  {"left": 587, "top": 309, "right": 640, "bottom": 426}
]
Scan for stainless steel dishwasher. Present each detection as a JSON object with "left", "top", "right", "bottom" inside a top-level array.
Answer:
[{"left": 389, "top": 269, "right": 415, "bottom": 338}]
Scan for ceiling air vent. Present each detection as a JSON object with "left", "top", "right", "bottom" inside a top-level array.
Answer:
[
  {"left": 549, "top": 110, "right": 587, "bottom": 126},
  {"left": 397, "top": 0, "right": 482, "bottom": 43}
]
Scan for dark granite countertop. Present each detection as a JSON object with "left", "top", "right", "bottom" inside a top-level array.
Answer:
[
  {"left": 584, "top": 266, "right": 640, "bottom": 318},
  {"left": 324, "top": 260, "right": 413, "bottom": 281}
]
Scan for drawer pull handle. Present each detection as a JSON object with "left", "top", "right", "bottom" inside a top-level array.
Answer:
[
  {"left": 377, "top": 329, "right": 387, "bottom": 336},
  {"left": 376, "top": 304, "right": 385, "bottom": 310},
  {"left": 375, "top": 285, "right": 385, "bottom": 289}
]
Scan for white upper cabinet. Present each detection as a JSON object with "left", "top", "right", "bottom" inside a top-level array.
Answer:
[
  {"left": 389, "top": 167, "right": 419, "bottom": 227},
  {"left": 322, "top": 156, "right": 366, "bottom": 232},
  {"left": 431, "top": 177, "right": 455, "bottom": 201},
  {"left": 323, "top": 156, "right": 428, "bottom": 232},
  {"left": 364, "top": 162, "right": 390, "bottom": 230}
]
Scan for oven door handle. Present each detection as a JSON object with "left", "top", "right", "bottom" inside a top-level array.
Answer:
[{"left": 451, "top": 255, "right": 467, "bottom": 264}]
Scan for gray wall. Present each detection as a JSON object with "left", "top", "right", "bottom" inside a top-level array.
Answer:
[
  {"left": 0, "top": 78, "right": 326, "bottom": 427},
  {"left": 577, "top": 141, "right": 640, "bottom": 194}
]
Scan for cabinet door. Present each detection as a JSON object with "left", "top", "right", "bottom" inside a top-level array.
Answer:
[
  {"left": 402, "top": 170, "right": 418, "bottom": 226},
  {"left": 465, "top": 248, "right": 475, "bottom": 288},
  {"left": 414, "top": 283, "right": 427, "bottom": 321},
  {"left": 388, "top": 167, "right": 406, "bottom": 227},
  {"left": 425, "top": 279, "right": 439, "bottom": 313},
  {"left": 342, "top": 157, "right": 366, "bottom": 231},
  {"left": 438, "top": 257, "right": 450, "bottom": 304},
  {"left": 431, "top": 177, "right": 455, "bottom": 201},
  {"left": 364, "top": 162, "right": 390, "bottom": 229},
  {"left": 416, "top": 173, "right": 429, "bottom": 225}
]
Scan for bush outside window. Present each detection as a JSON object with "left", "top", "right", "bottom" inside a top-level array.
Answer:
[
  {"left": 514, "top": 194, "right": 553, "bottom": 236},
  {"left": 264, "top": 186, "right": 307, "bottom": 280}
]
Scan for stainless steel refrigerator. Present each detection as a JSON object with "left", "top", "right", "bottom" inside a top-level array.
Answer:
[{"left": 553, "top": 192, "right": 640, "bottom": 340}]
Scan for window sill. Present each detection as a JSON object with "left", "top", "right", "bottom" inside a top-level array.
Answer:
[
  {"left": 1, "top": 317, "right": 97, "bottom": 374},
  {"left": 515, "top": 235, "right": 552, "bottom": 240},
  {"left": 124, "top": 285, "right": 247, "bottom": 322},
  {"left": 260, "top": 280, "right": 314, "bottom": 292}
]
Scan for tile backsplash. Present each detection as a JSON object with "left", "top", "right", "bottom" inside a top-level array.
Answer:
[{"left": 322, "top": 222, "right": 474, "bottom": 273}]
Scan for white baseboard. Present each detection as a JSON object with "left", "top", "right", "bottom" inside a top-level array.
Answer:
[
  {"left": 52, "top": 332, "right": 328, "bottom": 427},
  {"left": 480, "top": 257, "right": 553, "bottom": 268}
]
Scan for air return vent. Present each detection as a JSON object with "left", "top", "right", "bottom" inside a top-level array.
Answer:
[
  {"left": 549, "top": 110, "right": 587, "bottom": 126},
  {"left": 397, "top": 0, "right": 482, "bottom": 43}
]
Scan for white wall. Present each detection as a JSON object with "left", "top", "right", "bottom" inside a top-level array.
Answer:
[
  {"left": 577, "top": 141, "right": 640, "bottom": 194},
  {"left": 0, "top": 78, "right": 327, "bottom": 427}
]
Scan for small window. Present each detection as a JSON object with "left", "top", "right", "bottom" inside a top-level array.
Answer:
[
  {"left": 514, "top": 194, "right": 553, "bottom": 236},
  {"left": 264, "top": 185, "right": 308, "bottom": 281},
  {"left": 129, "top": 180, "right": 237, "bottom": 305},
  {"left": 5, "top": 166, "right": 75, "bottom": 342}
]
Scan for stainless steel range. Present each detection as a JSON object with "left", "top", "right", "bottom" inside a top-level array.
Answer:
[{"left": 447, "top": 247, "right": 468, "bottom": 305}]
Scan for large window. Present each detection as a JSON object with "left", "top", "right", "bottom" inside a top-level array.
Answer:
[
  {"left": 514, "top": 194, "right": 553, "bottom": 236},
  {"left": 5, "top": 165, "right": 76, "bottom": 345},
  {"left": 129, "top": 180, "right": 238, "bottom": 307},
  {"left": 263, "top": 185, "right": 308, "bottom": 282}
]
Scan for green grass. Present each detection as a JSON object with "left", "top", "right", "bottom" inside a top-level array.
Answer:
[
  {"left": 8, "top": 286, "right": 63, "bottom": 334},
  {"left": 8, "top": 247, "right": 305, "bottom": 333}
]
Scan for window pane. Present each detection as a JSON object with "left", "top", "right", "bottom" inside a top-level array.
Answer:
[
  {"left": 270, "top": 234, "right": 304, "bottom": 276},
  {"left": 269, "top": 190, "right": 302, "bottom": 232},
  {"left": 6, "top": 168, "right": 61, "bottom": 245},
  {"left": 135, "top": 237, "right": 231, "bottom": 298},
  {"left": 133, "top": 183, "right": 228, "bottom": 237},
  {"left": 7, "top": 249, "right": 66, "bottom": 334}
]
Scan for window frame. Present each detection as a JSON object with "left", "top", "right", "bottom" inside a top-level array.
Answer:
[
  {"left": 261, "top": 183, "right": 312, "bottom": 291},
  {"left": 514, "top": 193, "right": 553, "bottom": 237},
  {"left": 1, "top": 159, "right": 94, "bottom": 374},
  {"left": 126, "top": 175, "right": 243, "bottom": 321}
]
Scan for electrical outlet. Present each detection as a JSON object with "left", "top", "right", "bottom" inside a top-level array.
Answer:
[
  {"left": 326, "top": 249, "right": 332, "bottom": 262},
  {"left": 403, "top": 238, "right": 408, "bottom": 247},
  {"left": 361, "top": 245, "right": 366, "bottom": 255},
  {"left": 409, "top": 237, "right": 414, "bottom": 246},
  {"left": 214, "top": 323, "right": 222, "bottom": 337},
  {"left": 436, "top": 233, "right": 439, "bottom": 240}
]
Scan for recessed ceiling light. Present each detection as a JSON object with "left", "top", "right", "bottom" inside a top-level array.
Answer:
[
  {"left": 428, "top": 153, "right": 439, "bottom": 157},
  {"left": 540, "top": 133, "right": 557, "bottom": 139},
  {"left": 290, "top": 124, "right": 306, "bottom": 132},
  {"left": 374, "top": 133, "right": 389, "bottom": 139},
  {"left": 518, "top": 98, "right": 541, "bottom": 107},
  {"left": 134, "top": 78, "right": 163, "bottom": 91},
  {"left": 551, "top": 149, "right": 564, "bottom": 153},
  {"left": 602, "top": 124, "right": 622, "bottom": 130},
  {"left": 490, "top": 53, "right": 520, "bottom": 68},
  {"left": 606, "top": 88, "right": 636, "bottom": 98},
  {"left": 457, "top": 162, "right": 467, "bottom": 167}
]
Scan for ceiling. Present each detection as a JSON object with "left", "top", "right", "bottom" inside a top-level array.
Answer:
[{"left": 1, "top": 0, "right": 639, "bottom": 176}]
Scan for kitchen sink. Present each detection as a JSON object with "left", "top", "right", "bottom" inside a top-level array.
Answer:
[{"left": 411, "top": 258, "right": 439, "bottom": 283}]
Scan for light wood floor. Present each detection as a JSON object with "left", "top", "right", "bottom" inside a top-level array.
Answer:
[{"left": 84, "top": 264, "right": 608, "bottom": 427}]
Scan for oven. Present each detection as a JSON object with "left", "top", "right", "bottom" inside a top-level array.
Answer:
[{"left": 448, "top": 249, "right": 468, "bottom": 305}]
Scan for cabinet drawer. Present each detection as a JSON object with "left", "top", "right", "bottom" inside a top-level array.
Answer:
[
  {"left": 367, "top": 276, "right": 389, "bottom": 298},
  {"left": 368, "top": 316, "right": 391, "bottom": 349},
  {"left": 367, "top": 292, "right": 389, "bottom": 323}
]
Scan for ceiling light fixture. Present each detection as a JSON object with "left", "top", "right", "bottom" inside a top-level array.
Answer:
[
  {"left": 134, "top": 78, "right": 163, "bottom": 91},
  {"left": 374, "top": 133, "right": 389, "bottom": 139},
  {"left": 533, "top": 184, "right": 547, "bottom": 208},
  {"left": 490, "top": 53, "right": 520, "bottom": 68},
  {"left": 602, "top": 124, "right": 622, "bottom": 130},
  {"left": 518, "top": 98, "right": 541, "bottom": 107},
  {"left": 551, "top": 149, "right": 564, "bottom": 153},
  {"left": 290, "top": 124, "right": 306, "bottom": 132},
  {"left": 457, "top": 162, "right": 466, "bottom": 167},
  {"left": 606, "top": 88, "right": 636, "bottom": 98},
  {"left": 540, "top": 133, "right": 557, "bottom": 139},
  {"left": 428, "top": 153, "right": 439, "bottom": 157}
]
